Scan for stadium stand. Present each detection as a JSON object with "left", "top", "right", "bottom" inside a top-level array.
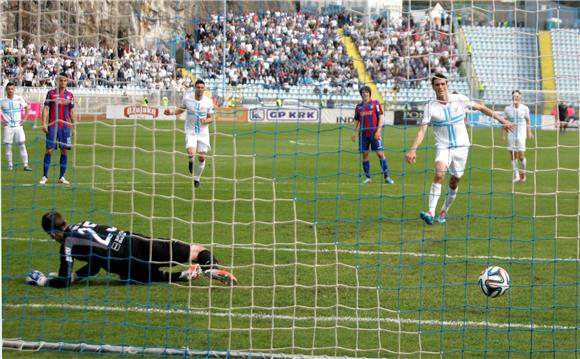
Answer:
[
  {"left": 188, "top": 12, "right": 357, "bottom": 88},
  {"left": 551, "top": 29, "right": 580, "bottom": 104},
  {"left": 188, "top": 12, "right": 465, "bottom": 107},
  {"left": 10, "top": 15, "right": 574, "bottom": 109},
  {"left": 1, "top": 44, "right": 190, "bottom": 91},
  {"left": 462, "top": 26, "right": 541, "bottom": 106}
]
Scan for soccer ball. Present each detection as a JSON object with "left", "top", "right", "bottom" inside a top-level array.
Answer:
[{"left": 478, "top": 266, "right": 510, "bottom": 297}]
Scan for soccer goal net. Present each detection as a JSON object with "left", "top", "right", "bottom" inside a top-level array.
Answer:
[{"left": 2, "top": 0, "right": 579, "bottom": 357}]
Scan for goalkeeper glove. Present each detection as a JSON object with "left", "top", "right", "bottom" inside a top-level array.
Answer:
[{"left": 26, "top": 270, "right": 47, "bottom": 287}]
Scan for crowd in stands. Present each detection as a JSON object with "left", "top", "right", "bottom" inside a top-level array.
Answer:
[
  {"left": 187, "top": 11, "right": 358, "bottom": 89},
  {"left": 2, "top": 11, "right": 459, "bottom": 91},
  {"left": 348, "top": 13, "right": 459, "bottom": 87},
  {"left": 1, "top": 44, "right": 192, "bottom": 90},
  {"left": 188, "top": 11, "right": 458, "bottom": 89}
]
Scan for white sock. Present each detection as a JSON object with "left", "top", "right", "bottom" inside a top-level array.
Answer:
[
  {"left": 5, "top": 144, "right": 12, "bottom": 167},
  {"left": 512, "top": 159, "right": 519, "bottom": 178},
  {"left": 19, "top": 143, "right": 28, "bottom": 167},
  {"left": 519, "top": 158, "right": 526, "bottom": 173},
  {"left": 179, "top": 270, "right": 190, "bottom": 280},
  {"left": 428, "top": 183, "right": 442, "bottom": 215},
  {"left": 442, "top": 186, "right": 458, "bottom": 213},
  {"left": 193, "top": 159, "right": 206, "bottom": 181}
]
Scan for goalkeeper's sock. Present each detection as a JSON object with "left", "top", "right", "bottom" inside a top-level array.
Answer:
[
  {"left": 428, "top": 183, "right": 442, "bottom": 214},
  {"left": 19, "top": 143, "right": 29, "bottom": 167},
  {"left": 59, "top": 154, "right": 68, "bottom": 178},
  {"left": 193, "top": 158, "right": 206, "bottom": 181},
  {"left": 5, "top": 144, "right": 12, "bottom": 168},
  {"left": 164, "top": 271, "right": 186, "bottom": 282},
  {"left": 197, "top": 249, "right": 218, "bottom": 271},
  {"left": 441, "top": 185, "right": 458, "bottom": 213},
  {"left": 175, "top": 264, "right": 202, "bottom": 282},
  {"left": 43, "top": 153, "right": 51, "bottom": 177},
  {"left": 362, "top": 160, "right": 370, "bottom": 178}
]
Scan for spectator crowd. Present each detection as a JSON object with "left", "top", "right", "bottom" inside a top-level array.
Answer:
[
  {"left": 2, "top": 44, "right": 192, "bottom": 91},
  {"left": 348, "top": 13, "right": 459, "bottom": 87},
  {"left": 187, "top": 11, "right": 358, "bottom": 89},
  {"left": 2, "top": 11, "right": 459, "bottom": 91}
]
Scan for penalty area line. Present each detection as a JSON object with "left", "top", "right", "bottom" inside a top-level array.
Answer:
[
  {"left": 3, "top": 303, "right": 575, "bottom": 331},
  {"left": 5, "top": 236, "right": 580, "bottom": 263}
]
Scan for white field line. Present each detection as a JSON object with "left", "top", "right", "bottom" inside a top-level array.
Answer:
[
  {"left": 2, "top": 180, "right": 357, "bottom": 196},
  {"left": 5, "top": 178, "right": 577, "bottom": 198},
  {"left": 4, "top": 303, "right": 575, "bottom": 331},
  {"left": 288, "top": 140, "right": 339, "bottom": 148},
  {"left": 5, "top": 236, "right": 579, "bottom": 263}
]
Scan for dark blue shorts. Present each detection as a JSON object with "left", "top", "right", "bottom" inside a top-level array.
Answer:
[
  {"left": 46, "top": 127, "right": 72, "bottom": 150},
  {"left": 359, "top": 135, "right": 384, "bottom": 152}
]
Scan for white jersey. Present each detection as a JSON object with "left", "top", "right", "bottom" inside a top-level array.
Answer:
[
  {"left": 182, "top": 93, "right": 214, "bottom": 136},
  {"left": 422, "top": 93, "right": 473, "bottom": 150},
  {"left": 1, "top": 95, "right": 27, "bottom": 127},
  {"left": 504, "top": 104, "right": 529, "bottom": 136}
]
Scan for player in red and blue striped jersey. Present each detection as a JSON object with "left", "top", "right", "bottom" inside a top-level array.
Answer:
[
  {"left": 39, "top": 73, "right": 76, "bottom": 185},
  {"left": 351, "top": 86, "right": 394, "bottom": 185}
]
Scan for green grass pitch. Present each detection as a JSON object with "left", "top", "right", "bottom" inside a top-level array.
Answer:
[{"left": 2, "top": 119, "right": 580, "bottom": 357}]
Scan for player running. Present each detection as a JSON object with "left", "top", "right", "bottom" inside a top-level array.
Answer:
[
  {"left": 502, "top": 90, "right": 533, "bottom": 182},
  {"left": 1, "top": 82, "right": 31, "bottom": 171},
  {"left": 26, "top": 211, "right": 238, "bottom": 288},
  {"left": 164, "top": 79, "right": 214, "bottom": 188},
  {"left": 405, "top": 73, "right": 514, "bottom": 225}
]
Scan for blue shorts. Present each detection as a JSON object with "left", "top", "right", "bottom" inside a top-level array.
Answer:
[
  {"left": 46, "top": 127, "right": 72, "bottom": 150},
  {"left": 359, "top": 135, "right": 383, "bottom": 153}
]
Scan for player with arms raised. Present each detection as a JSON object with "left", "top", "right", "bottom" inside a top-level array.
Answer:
[
  {"left": 406, "top": 73, "right": 514, "bottom": 225},
  {"left": 1, "top": 82, "right": 31, "bottom": 171},
  {"left": 502, "top": 90, "right": 533, "bottom": 182},
  {"left": 164, "top": 79, "right": 214, "bottom": 188}
]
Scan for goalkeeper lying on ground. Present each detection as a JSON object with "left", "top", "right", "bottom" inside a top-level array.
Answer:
[{"left": 26, "top": 211, "right": 238, "bottom": 287}]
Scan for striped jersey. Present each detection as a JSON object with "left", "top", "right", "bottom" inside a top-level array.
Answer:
[
  {"left": 182, "top": 93, "right": 214, "bottom": 136},
  {"left": 504, "top": 104, "right": 530, "bottom": 136},
  {"left": 44, "top": 89, "right": 74, "bottom": 128},
  {"left": 422, "top": 93, "right": 473, "bottom": 149},
  {"left": 354, "top": 100, "right": 383, "bottom": 137},
  {"left": 0, "top": 95, "right": 27, "bottom": 127}
]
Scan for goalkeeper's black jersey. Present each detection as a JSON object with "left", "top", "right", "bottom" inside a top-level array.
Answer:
[{"left": 48, "top": 221, "right": 131, "bottom": 287}]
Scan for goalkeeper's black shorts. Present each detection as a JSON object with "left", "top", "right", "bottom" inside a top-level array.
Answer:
[{"left": 116, "top": 234, "right": 192, "bottom": 283}]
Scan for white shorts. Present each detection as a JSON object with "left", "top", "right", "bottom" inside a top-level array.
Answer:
[
  {"left": 507, "top": 132, "right": 526, "bottom": 152},
  {"left": 434, "top": 147, "right": 470, "bottom": 178},
  {"left": 3, "top": 126, "right": 26, "bottom": 145},
  {"left": 185, "top": 134, "right": 211, "bottom": 153}
]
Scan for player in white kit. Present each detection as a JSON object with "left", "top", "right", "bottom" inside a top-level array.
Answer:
[
  {"left": 405, "top": 73, "right": 514, "bottom": 225},
  {"left": 164, "top": 79, "right": 214, "bottom": 188},
  {"left": 502, "top": 90, "right": 533, "bottom": 182},
  {"left": 1, "top": 82, "right": 31, "bottom": 171}
]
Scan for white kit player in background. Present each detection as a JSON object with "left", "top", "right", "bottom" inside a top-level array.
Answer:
[
  {"left": 1, "top": 82, "right": 32, "bottom": 171},
  {"left": 164, "top": 79, "right": 214, "bottom": 188},
  {"left": 503, "top": 90, "right": 533, "bottom": 182},
  {"left": 405, "top": 73, "right": 514, "bottom": 225}
]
